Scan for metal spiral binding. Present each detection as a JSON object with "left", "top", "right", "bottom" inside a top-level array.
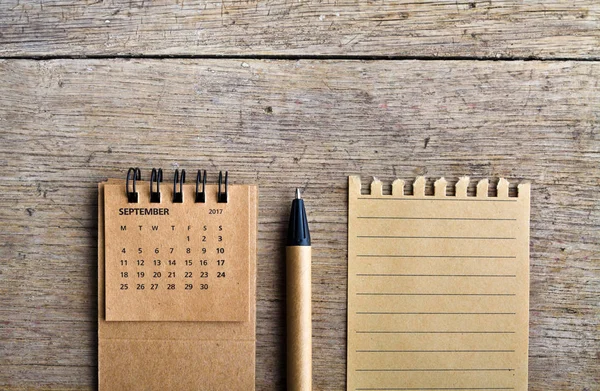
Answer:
[
  {"left": 195, "top": 170, "right": 207, "bottom": 203},
  {"left": 124, "top": 168, "right": 232, "bottom": 203},
  {"left": 173, "top": 169, "right": 186, "bottom": 203},
  {"left": 126, "top": 167, "right": 141, "bottom": 203},
  {"left": 150, "top": 168, "right": 163, "bottom": 203},
  {"left": 218, "top": 171, "right": 228, "bottom": 203}
]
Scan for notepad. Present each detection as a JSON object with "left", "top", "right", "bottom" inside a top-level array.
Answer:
[{"left": 347, "top": 176, "right": 530, "bottom": 391}]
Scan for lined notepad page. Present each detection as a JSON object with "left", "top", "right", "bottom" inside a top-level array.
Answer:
[{"left": 347, "top": 176, "right": 530, "bottom": 391}]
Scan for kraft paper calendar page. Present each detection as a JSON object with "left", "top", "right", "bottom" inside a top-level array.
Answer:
[
  {"left": 98, "top": 175, "right": 257, "bottom": 391},
  {"left": 347, "top": 176, "right": 530, "bottom": 391}
]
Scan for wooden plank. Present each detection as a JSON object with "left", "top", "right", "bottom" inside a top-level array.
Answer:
[
  {"left": 0, "top": 59, "right": 598, "bottom": 390},
  {"left": 0, "top": 1, "right": 599, "bottom": 58}
]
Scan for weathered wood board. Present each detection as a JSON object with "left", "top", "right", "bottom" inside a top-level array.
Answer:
[
  {"left": 0, "top": 59, "right": 598, "bottom": 390},
  {"left": 0, "top": 1, "right": 599, "bottom": 58}
]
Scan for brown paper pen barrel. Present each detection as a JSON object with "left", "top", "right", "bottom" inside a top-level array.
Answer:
[{"left": 286, "top": 189, "right": 312, "bottom": 391}]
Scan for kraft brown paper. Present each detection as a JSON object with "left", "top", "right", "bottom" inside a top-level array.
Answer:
[
  {"left": 103, "top": 181, "right": 252, "bottom": 322},
  {"left": 347, "top": 175, "right": 530, "bottom": 391},
  {"left": 98, "top": 179, "right": 257, "bottom": 390},
  {"left": 286, "top": 246, "right": 312, "bottom": 391}
]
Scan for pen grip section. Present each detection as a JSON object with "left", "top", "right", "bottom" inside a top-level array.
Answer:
[{"left": 286, "top": 246, "right": 312, "bottom": 391}]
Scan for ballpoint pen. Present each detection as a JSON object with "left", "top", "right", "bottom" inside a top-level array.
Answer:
[{"left": 286, "top": 188, "right": 312, "bottom": 391}]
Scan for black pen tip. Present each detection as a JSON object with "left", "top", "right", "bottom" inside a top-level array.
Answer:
[{"left": 287, "top": 191, "right": 310, "bottom": 246}]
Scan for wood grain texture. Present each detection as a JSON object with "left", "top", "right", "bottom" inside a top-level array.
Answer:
[
  {"left": 0, "top": 1, "right": 599, "bottom": 58},
  {"left": 0, "top": 59, "right": 598, "bottom": 390}
]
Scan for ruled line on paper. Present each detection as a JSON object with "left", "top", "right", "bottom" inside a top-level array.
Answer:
[
  {"left": 357, "top": 236, "right": 516, "bottom": 240},
  {"left": 356, "top": 255, "right": 517, "bottom": 259},
  {"left": 356, "top": 350, "right": 516, "bottom": 353},
  {"left": 356, "top": 312, "right": 516, "bottom": 315},
  {"left": 356, "top": 331, "right": 515, "bottom": 334},
  {"left": 358, "top": 217, "right": 517, "bottom": 221},
  {"left": 356, "top": 371, "right": 515, "bottom": 375},
  {"left": 356, "top": 274, "right": 517, "bottom": 277},
  {"left": 356, "top": 293, "right": 516, "bottom": 296},
  {"left": 355, "top": 388, "right": 515, "bottom": 390}
]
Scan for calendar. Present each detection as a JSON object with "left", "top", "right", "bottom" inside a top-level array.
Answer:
[
  {"left": 102, "top": 169, "right": 256, "bottom": 321},
  {"left": 98, "top": 169, "right": 257, "bottom": 390}
]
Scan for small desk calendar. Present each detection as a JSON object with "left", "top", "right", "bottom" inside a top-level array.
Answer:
[{"left": 98, "top": 169, "right": 257, "bottom": 390}]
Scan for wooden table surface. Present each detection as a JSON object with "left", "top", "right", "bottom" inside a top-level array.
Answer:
[{"left": 0, "top": 2, "right": 598, "bottom": 390}]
